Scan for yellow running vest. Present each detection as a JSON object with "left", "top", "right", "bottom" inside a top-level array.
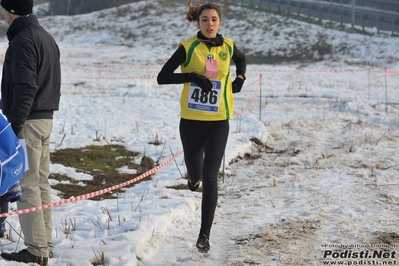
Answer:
[{"left": 179, "top": 35, "right": 234, "bottom": 121}]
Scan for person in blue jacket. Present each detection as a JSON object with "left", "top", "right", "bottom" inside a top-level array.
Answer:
[{"left": 0, "top": 108, "right": 23, "bottom": 239}]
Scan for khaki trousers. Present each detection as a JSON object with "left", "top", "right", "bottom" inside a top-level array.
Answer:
[{"left": 17, "top": 119, "right": 53, "bottom": 258}]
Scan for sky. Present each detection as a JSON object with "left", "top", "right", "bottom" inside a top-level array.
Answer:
[{"left": 1, "top": 0, "right": 399, "bottom": 265}]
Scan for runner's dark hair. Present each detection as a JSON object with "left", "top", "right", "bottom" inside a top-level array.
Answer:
[{"left": 185, "top": 1, "right": 222, "bottom": 22}]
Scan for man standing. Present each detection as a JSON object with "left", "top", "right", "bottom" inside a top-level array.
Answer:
[{"left": 0, "top": 0, "right": 61, "bottom": 265}]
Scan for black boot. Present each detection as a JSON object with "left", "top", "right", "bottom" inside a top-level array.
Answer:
[
  {"left": 1, "top": 249, "right": 48, "bottom": 266},
  {"left": 196, "top": 234, "right": 210, "bottom": 253},
  {"left": 187, "top": 178, "right": 200, "bottom": 191}
]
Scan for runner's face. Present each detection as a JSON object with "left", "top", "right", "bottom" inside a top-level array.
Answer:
[{"left": 197, "top": 9, "right": 221, "bottom": 39}]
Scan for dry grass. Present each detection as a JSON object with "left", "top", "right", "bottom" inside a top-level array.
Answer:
[{"left": 49, "top": 144, "right": 152, "bottom": 200}]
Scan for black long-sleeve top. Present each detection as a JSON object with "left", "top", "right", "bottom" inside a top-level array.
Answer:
[{"left": 157, "top": 33, "right": 246, "bottom": 85}]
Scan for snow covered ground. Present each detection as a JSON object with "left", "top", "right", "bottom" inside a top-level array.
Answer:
[{"left": 0, "top": 0, "right": 399, "bottom": 265}]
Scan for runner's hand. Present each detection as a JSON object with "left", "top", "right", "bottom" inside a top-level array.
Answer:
[
  {"left": 232, "top": 78, "right": 244, "bottom": 93},
  {"left": 189, "top": 73, "right": 213, "bottom": 93}
]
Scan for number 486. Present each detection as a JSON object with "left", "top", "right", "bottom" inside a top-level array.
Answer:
[{"left": 191, "top": 88, "right": 218, "bottom": 104}]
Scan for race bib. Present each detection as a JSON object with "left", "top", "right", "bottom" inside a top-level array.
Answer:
[{"left": 187, "top": 80, "right": 221, "bottom": 112}]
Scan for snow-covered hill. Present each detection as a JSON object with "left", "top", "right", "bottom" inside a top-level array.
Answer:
[{"left": 21, "top": 0, "right": 399, "bottom": 67}]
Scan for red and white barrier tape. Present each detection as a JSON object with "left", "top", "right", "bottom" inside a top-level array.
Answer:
[
  {"left": 60, "top": 68, "right": 399, "bottom": 81},
  {"left": 234, "top": 76, "right": 262, "bottom": 116},
  {"left": 0, "top": 150, "right": 184, "bottom": 218},
  {"left": 65, "top": 75, "right": 158, "bottom": 80},
  {"left": 246, "top": 69, "right": 367, "bottom": 73}
]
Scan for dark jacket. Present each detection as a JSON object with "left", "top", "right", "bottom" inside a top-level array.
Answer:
[{"left": 1, "top": 14, "right": 61, "bottom": 134}]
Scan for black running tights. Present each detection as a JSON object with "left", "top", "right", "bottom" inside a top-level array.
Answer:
[{"left": 179, "top": 118, "right": 229, "bottom": 238}]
